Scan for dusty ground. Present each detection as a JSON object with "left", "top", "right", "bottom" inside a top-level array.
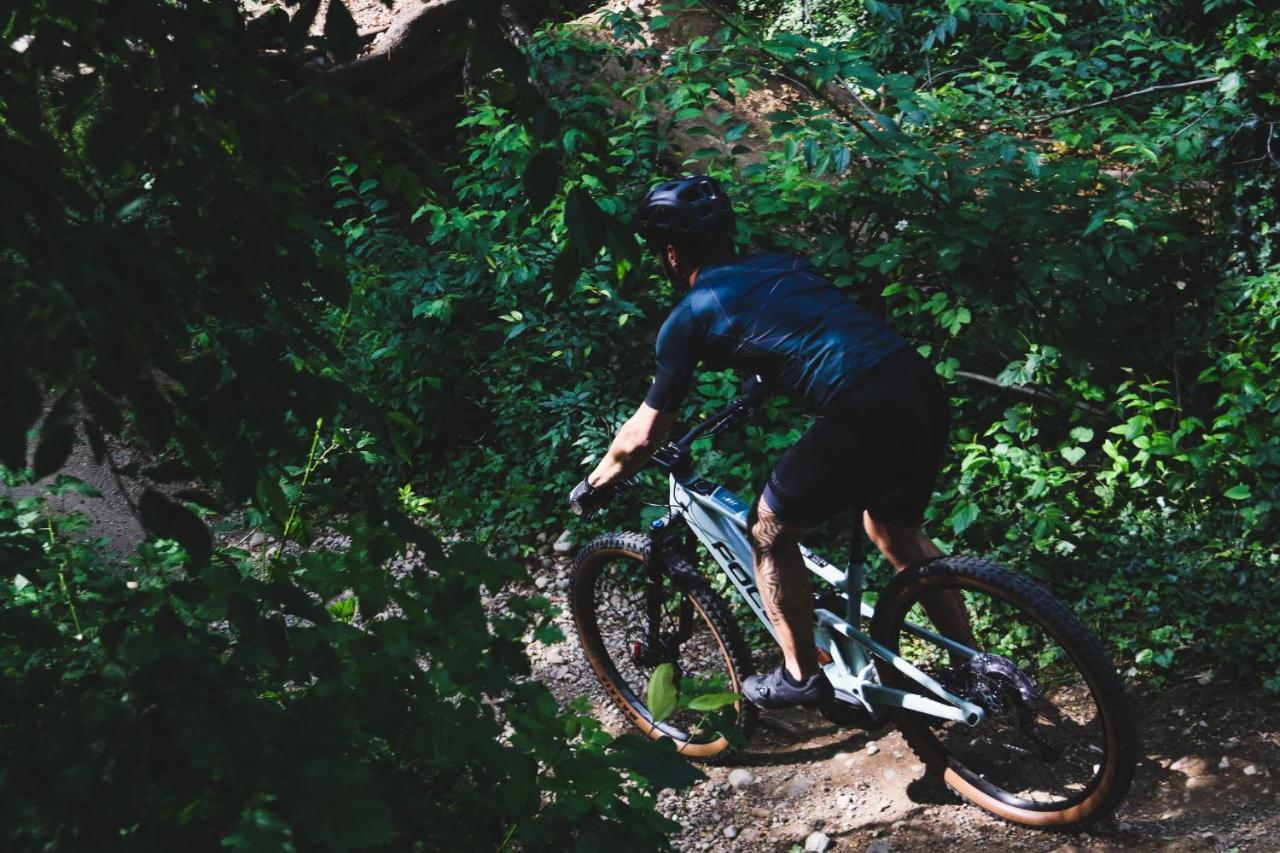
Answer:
[{"left": 520, "top": 540, "right": 1280, "bottom": 853}]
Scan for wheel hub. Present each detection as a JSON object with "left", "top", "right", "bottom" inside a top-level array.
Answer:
[
  {"left": 948, "top": 653, "right": 1065, "bottom": 762},
  {"left": 625, "top": 628, "right": 679, "bottom": 668}
]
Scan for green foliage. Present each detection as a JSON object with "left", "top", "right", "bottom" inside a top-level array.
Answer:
[
  {"left": 334, "top": 0, "right": 1280, "bottom": 692},
  {"left": 648, "top": 662, "right": 681, "bottom": 721},
  {"left": 0, "top": 478, "right": 674, "bottom": 849},
  {"left": 4, "top": 0, "right": 1279, "bottom": 846},
  {"left": 1, "top": 0, "right": 679, "bottom": 848}
]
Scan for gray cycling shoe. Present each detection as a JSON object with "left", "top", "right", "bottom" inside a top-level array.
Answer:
[{"left": 743, "top": 664, "right": 834, "bottom": 709}]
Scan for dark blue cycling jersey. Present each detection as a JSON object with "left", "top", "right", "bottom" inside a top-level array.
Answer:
[{"left": 644, "top": 252, "right": 908, "bottom": 413}]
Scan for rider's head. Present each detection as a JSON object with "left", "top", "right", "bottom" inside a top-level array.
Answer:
[{"left": 633, "top": 175, "right": 735, "bottom": 288}]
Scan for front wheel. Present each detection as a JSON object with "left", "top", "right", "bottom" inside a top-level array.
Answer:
[
  {"left": 869, "top": 556, "right": 1137, "bottom": 827},
  {"left": 569, "top": 532, "right": 755, "bottom": 760}
]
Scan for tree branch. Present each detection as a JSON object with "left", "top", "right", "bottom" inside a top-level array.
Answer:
[
  {"left": 1030, "top": 76, "right": 1221, "bottom": 121},
  {"left": 953, "top": 370, "right": 1108, "bottom": 418}
]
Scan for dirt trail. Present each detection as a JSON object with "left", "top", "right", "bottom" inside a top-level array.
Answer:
[{"left": 522, "top": 542, "right": 1280, "bottom": 852}]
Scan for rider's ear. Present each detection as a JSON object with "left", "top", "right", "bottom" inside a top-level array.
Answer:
[{"left": 665, "top": 244, "right": 680, "bottom": 273}]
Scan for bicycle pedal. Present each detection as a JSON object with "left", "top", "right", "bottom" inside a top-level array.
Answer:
[{"left": 819, "top": 698, "right": 873, "bottom": 729}]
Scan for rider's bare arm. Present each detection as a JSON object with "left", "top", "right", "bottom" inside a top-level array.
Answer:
[{"left": 588, "top": 403, "right": 676, "bottom": 487}]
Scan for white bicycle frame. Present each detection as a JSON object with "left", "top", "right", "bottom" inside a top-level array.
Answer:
[{"left": 665, "top": 474, "right": 986, "bottom": 727}]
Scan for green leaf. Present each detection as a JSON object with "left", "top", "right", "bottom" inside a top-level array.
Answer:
[
  {"left": 0, "top": 375, "right": 40, "bottom": 471},
  {"left": 140, "top": 489, "right": 212, "bottom": 568},
  {"left": 1083, "top": 210, "right": 1107, "bottom": 236},
  {"left": 1060, "top": 446, "right": 1086, "bottom": 465},
  {"left": 551, "top": 242, "right": 582, "bottom": 301},
  {"left": 564, "top": 186, "right": 605, "bottom": 261},
  {"left": 33, "top": 395, "right": 76, "bottom": 480},
  {"left": 47, "top": 474, "right": 103, "bottom": 498},
  {"left": 609, "top": 734, "right": 705, "bottom": 789},
  {"left": 647, "top": 662, "right": 678, "bottom": 721},
  {"left": 951, "top": 501, "right": 980, "bottom": 535},
  {"left": 221, "top": 806, "right": 297, "bottom": 852},
  {"left": 1069, "top": 426, "right": 1094, "bottom": 443},
  {"left": 524, "top": 147, "right": 561, "bottom": 212},
  {"left": 1223, "top": 484, "right": 1252, "bottom": 501},
  {"left": 1217, "top": 71, "right": 1242, "bottom": 98},
  {"left": 685, "top": 692, "right": 738, "bottom": 712}
]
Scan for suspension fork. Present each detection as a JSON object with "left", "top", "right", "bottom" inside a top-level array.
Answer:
[{"left": 643, "top": 512, "right": 695, "bottom": 655}]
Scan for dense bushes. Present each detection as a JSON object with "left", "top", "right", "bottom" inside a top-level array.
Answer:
[
  {"left": 1, "top": 0, "right": 678, "bottom": 848},
  {"left": 3, "top": 0, "right": 1278, "bottom": 847},
  {"left": 0, "top": 498, "right": 679, "bottom": 849},
  {"left": 336, "top": 0, "right": 1278, "bottom": 689}
]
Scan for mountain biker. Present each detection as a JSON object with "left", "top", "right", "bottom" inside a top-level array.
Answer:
[{"left": 569, "top": 175, "right": 973, "bottom": 709}]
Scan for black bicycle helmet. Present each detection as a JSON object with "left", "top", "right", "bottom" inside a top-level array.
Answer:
[{"left": 633, "top": 175, "right": 734, "bottom": 247}]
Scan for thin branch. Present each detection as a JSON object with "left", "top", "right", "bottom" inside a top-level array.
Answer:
[
  {"left": 1170, "top": 100, "right": 1221, "bottom": 139},
  {"left": 1030, "top": 76, "right": 1221, "bottom": 121},
  {"left": 953, "top": 370, "right": 1108, "bottom": 418}
]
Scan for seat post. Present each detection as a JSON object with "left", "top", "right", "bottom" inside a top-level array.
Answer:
[{"left": 845, "top": 522, "right": 870, "bottom": 671}]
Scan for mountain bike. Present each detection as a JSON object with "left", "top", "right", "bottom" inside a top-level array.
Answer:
[{"left": 568, "top": 380, "right": 1137, "bottom": 828}]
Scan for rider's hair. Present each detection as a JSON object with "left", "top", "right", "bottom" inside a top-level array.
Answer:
[{"left": 649, "top": 229, "right": 735, "bottom": 277}]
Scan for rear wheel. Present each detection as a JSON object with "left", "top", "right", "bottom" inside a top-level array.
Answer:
[
  {"left": 869, "top": 556, "right": 1137, "bottom": 827},
  {"left": 569, "top": 532, "right": 755, "bottom": 759}
]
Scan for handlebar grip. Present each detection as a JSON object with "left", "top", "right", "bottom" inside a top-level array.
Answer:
[{"left": 570, "top": 478, "right": 632, "bottom": 517}]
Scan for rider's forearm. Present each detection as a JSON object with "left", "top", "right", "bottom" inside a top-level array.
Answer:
[
  {"left": 588, "top": 405, "right": 672, "bottom": 487},
  {"left": 588, "top": 426, "right": 659, "bottom": 487}
]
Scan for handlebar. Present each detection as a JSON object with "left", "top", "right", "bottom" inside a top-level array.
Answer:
[
  {"left": 572, "top": 375, "right": 772, "bottom": 518},
  {"left": 651, "top": 374, "right": 772, "bottom": 476}
]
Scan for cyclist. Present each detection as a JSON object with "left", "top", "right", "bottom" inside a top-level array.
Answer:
[{"left": 569, "top": 175, "right": 972, "bottom": 708}]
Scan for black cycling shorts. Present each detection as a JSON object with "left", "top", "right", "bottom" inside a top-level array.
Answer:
[{"left": 760, "top": 347, "right": 949, "bottom": 529}]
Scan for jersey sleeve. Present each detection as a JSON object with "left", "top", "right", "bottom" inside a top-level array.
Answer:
[{"left": 644, "top": 300, "right": 705, "bottom": 413}]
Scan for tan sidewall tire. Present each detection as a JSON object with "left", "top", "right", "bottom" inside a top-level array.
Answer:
[
  {"left": 870, "top": 557, "right": 1137, "bottom": 828},
  {"left": 569, "top": 533, "right": 753, "bottom": 761}
]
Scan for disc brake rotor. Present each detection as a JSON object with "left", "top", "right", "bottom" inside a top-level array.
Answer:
[{"left": 948, "top": 653, "right": 1063, "bottom": 761}]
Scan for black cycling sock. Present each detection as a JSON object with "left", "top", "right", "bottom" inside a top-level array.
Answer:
[{"left": 782, "top": 666, "right": 806, "bottom": 687}]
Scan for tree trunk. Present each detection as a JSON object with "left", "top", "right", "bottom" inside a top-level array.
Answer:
[{"left": 315, "top": 0, "right": 576, "bottom": 136}]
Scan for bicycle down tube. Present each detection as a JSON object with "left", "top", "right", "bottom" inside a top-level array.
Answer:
[{"left": 666, "top": 473, "right": 986, "bottom": 727}]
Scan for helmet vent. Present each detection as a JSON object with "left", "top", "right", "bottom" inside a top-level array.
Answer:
[{"left": 632, "top": 174, "right": 734, "bottom": 243}]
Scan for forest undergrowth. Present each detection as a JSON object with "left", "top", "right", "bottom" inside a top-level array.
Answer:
[{"left": 2, "top": 0, "right": 1277, "bottom": 848}]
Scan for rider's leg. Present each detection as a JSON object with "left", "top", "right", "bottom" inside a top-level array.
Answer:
[
  {"left": 863, "top": 512, "right": 975, "bottom": 650},
  {"left": 749, "top": 498, "right": 819, "bottom": 681}
]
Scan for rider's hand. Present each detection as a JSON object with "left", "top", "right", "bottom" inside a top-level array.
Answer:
[{"left": 569, "top": 478, "right": 617, "bottom": 517}]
